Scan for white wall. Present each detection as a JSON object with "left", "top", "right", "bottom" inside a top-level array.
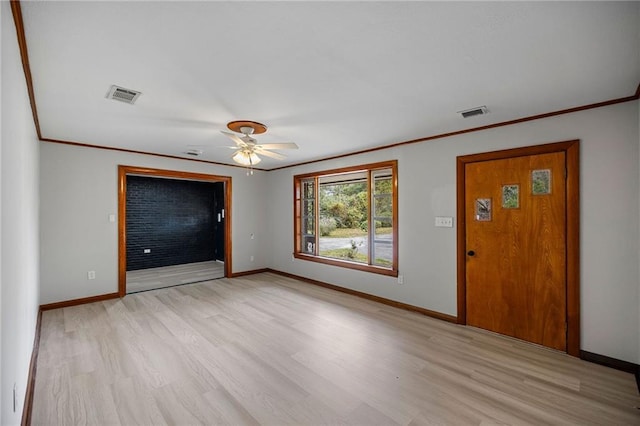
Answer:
[
  {"left": 268, "top": 101, "right": 640, "bottom": 364},
  {"left": 39, "top": 144, "right": 269, "bottom": 304},
  {"left": 1, "top": 1, "right": 41, "bottom": 423}
]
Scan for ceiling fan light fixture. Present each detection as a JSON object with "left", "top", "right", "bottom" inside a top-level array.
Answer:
[
  {"left": 222, "top": 120, "right": 296, "bottom": 172},
  {"left": 232, "top": 151, "right": 261, "bottom": 166}
]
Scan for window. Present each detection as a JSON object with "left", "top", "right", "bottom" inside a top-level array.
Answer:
[{"left": 294, "top": 160, "right": 398, "bottom": 276}]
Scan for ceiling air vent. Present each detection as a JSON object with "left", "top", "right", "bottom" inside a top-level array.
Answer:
[
  {"left": 106, "top": 85, "right": 141, "bottom": 104},
  {"left": 458, "top": 105, "right": 489, "bottom": 118}
]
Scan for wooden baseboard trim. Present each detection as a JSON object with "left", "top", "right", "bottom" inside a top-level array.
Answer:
[
  {"left": 21, "top": 309, "right": 42, "bottom": 426},
  {"left": 266, "top": 269, "right": 457, "bottom": 323},
  {"left": 230, "top": 268, "right": 270, "bottom": 278},
  {"left": 580, "top": 350, "right": 640, "bottom": 393},
  {"left": 580, "top": 350, "right": 640, "bottom": 380},
  {"left": 40, "top": 292, "right": 120, "bottom": 311}
]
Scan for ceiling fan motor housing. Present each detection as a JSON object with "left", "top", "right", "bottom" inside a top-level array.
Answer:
[
  {"left": 227, "top": 120, "right": 268, "bottom": 135},
  {"left": 239, "top": 126, "right": 255, "bottom": 136}
]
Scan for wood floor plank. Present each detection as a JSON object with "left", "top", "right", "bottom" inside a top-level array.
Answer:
[
  {"left": 112, "top": 376, "right": 168, "bottom": 426},
  {"left": 126, "top": 260, "right": 225, "bottom": 293},
  {"left": 31, "top": 273, "right": 640, "bottom": 425}
]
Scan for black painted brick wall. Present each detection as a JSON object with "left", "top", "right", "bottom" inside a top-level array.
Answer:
[{"left": 126, "top": 176, "right": 217, "bottom": 271}]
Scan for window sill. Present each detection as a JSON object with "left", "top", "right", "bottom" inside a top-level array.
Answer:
[{"left": 293, "top": 253, "right": 398, "bottom": 277}]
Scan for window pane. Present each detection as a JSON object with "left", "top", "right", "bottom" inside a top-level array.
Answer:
[
  {"left": 319, "top": 180, "right": 367, "bottom": 229},
  {"left": 373, "top": 213, "right": 393, "bottom": 267},
  {"left": 302, "top": 211, "right": 315, "bottom": 253},
  {"left": 303, "top": 180, "right": 315, "bottom": 198},
  {"left": 303, "top": 199, "right": 314, "bottom": 217},
  {"left": 372, "top": 168, "right": 393, "bottom": 267},
  {"left": 300, "top": 179, "right": 316, "bottom": 254},
  {"left": 302, "top": 214, "right": 315, "bottom": 236},
  {"left": 319, "top": 235, "right": 368, "bottom": 264},
  {"left": 372, "top": 239, "right": 393, "bottom": 267},
  {"left": 318, "top": 175, "right": 368, "bottom": 264},
  {"left": 302, "top": 234, "right": 316, "bottom": 254},
  {"left": 373, "top": 169, "right": 392, "bottom": 194},
  {"left": 374, "top": 194, "right": 392, "bottom": 217}
]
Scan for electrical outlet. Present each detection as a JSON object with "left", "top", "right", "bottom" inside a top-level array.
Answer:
[
  {"left": 398, "top": 275, "right": 404, "bottom": 285},
  {"left": 88, "top": 271, "right": 96, "bottom": 280},
  {"left": 250, "top": 255, "right": 254, "bottom": 262}
]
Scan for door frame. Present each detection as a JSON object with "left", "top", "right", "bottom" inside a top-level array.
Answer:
[
  {"left": 456, "top": 140, "right": 580, "bottom": 356},
  {"left": 118, "top": 165, "right": 232, "bottom": 297}
]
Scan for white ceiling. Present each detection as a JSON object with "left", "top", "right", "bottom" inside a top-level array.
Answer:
[{"left": 20, "top": 1, "right": 640, "bottom": 169}]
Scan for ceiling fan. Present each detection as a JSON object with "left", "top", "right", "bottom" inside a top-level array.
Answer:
[{"left": 220, "top": 120, "right": 298, "bottom": 173}]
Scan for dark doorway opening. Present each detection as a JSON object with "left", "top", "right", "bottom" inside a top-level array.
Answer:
[
  {"left": 118, "top": 166, "right": 232, "bottom": 295},
  {"left": 126, "top": 176, "right": 222, "bottom": 271}
]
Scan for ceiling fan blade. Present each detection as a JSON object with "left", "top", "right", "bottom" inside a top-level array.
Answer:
[
  {"left": 220, "top": 130, "right": 247, "bottom": 147},
  {"left": 255, "top": 143, "right": 298, "bottom": 150},
  {"left": 255, "top": 148, "right": 286, "bottom": 160}
]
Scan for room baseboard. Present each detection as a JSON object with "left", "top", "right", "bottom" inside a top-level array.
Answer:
[
  {"left": 40, "top": 269, "right": 274, "bottom": 309},
  {"left": 21, "top": 309, "right": 42, "bottom": 426},
  {"left": 266, "top": 269, "right": 458, "bottom": 323},
  {"left": 579, "top": 350, "right": 638, "bottom": 374},
  {"left": 230, "top": 268, "right": 269, "bottom": 278},
  {"left": 580, "top": 350, "right": 640, "bottom": 393},
  {"left": 40, "top": 292, "right": 120, "bottom": 311}
]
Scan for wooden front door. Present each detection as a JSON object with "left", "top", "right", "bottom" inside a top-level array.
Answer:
[{"left": 464, "top": 151, "right": 567, "bottom": 351}]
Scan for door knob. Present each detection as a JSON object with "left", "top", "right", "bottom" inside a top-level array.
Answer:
[{"left": 467, "top": 250, "right": 475, "bottom": 256}]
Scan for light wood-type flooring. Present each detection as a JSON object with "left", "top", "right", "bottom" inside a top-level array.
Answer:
[
  {"left": 126, "top": 260, "right": 225, "bottom": 293},
  {"left": 32, "top": 273, "right": 640, "bottom": 425}
]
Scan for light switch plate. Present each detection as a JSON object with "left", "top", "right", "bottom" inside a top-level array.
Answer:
[{"left": 435, "top": 216, "right": 454, "bottom": 227}]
